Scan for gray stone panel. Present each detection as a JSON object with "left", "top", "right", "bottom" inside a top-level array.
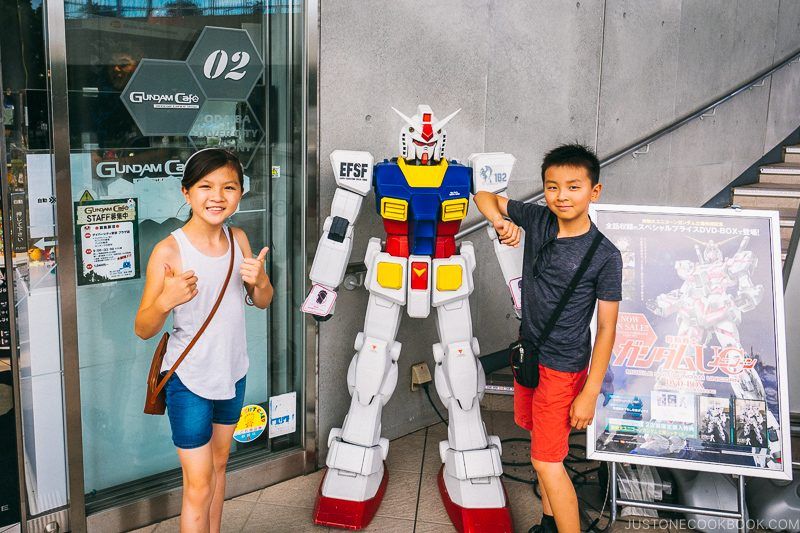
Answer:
[
  {"left": 600, "top": 136, "right": 672, "bottom": 206},
  {"left": 667, "top": 161, "right": 734, "bottom": 206},
  {"left": 484, "top": 0, "right": 604, "bottom": 185},
  {"left": 728, "top": 0, "right": 779, "bottom": 83},
  {"left": 320, "top": 0, "right": 489, "bottom": 167},
  {"left": 719, "top": 80, "right": 772, "bottom": 178},
  {"left": 597, "top": 0, "right": 682, "bottom": 156},
  {"left": 674, "top": 0, "right": 737, "bottom": 112},
  {"left": 668, "top": 78, "right": 771, "bottom": 172},
  {"left": 774, "top": 0, "right": 800, "bottom": 62},
  {"left": 668, "top": 105, "right": 729, "bottom": 168},
  {"left": 765, "top": 61, "right": 800, "bottom": 150}
]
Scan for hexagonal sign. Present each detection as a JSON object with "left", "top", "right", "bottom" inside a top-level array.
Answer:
[
  {"left": 186, "top": 27, "right": 264, "bottom": 101},
  {"left": 188, "top": 101, "right": 264, "bottom": 169},
  {"left": 121, "top": 59, "right": 206, "bottom": 136},
  {"left": 613, "top": 312, "right": 658, "bottom": 362}
]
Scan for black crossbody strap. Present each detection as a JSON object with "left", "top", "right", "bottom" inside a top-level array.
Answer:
[{"left": 534, "top": 231, "right": 604, "bottom": 349}]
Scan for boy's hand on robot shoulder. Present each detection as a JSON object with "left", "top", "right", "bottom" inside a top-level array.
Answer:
[
  {"left": 492, "top": 217, "right": 521, "bottom": 247},
  {"left": 159, "top": 264, "right": 198, "bottom": 310},
  {"left": 240, "top": 247, "right": 270, "bottom": 288}
]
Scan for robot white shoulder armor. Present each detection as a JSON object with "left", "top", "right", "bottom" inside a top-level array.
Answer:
[
  {"left": 468, "top": 152, "right": 516, "bottom": 195},
  {"left": 330, "top": 150, "right": 374, "bottom": 196}
]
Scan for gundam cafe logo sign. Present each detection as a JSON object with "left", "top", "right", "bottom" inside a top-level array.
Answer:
[
  {"left": 128, "top": 91, "right": 201, "bottom": 108},
  {"left": 121, "top": 27, "right": 264, "bottom": 137},
  {"left": 587, "top": 205, "right": 792, "bottom": 481},
  {"left": 95, "top": 159, "right": 184, "bottom": 179}
]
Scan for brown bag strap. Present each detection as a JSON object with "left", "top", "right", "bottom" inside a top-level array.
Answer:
[{"left": 153, "top": 226, "right": 236, "bottom": 396}]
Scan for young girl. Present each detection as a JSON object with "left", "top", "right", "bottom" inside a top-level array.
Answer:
[{"left": 135, "top": 148, "right": 273, "bottom": 533}]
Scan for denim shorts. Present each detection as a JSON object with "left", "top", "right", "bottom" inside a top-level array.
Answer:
[{"left": 164, "top": 373, "right": 246, "bottom": 449}]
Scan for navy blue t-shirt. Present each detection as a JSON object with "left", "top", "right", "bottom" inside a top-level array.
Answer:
[{"left": 507, "top": 200, "right": 622, "bottom": 372}]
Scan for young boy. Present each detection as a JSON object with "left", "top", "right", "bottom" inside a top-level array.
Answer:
[{"left": 474, "top": 144, "right": 621, "bottom": 533}]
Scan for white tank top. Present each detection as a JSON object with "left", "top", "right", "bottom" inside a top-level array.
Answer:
[{"left": 161, "top": 226, "right": 249, "bottom": 400}]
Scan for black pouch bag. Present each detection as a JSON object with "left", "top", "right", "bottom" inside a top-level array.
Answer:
[
  {"left": 510, "top": 231, "right": 604, "bottom": 389},
  {"left": 510, "top": 338, "right": 539, "bottom": 388}
]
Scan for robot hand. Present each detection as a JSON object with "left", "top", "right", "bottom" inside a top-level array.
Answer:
[
  {"left": 302, "top": 283, "right": 338, "bottom": 319},
  {"left": 735, "top": 285, "right": 763, "bottom": 312},
  {"left": 647, "top": 290, "right": 681, "bottom": 317}
]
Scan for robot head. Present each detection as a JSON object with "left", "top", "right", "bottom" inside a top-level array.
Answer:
[
  {"left": 703, "top": 240, "right": 723, "bottom": 263},
  {"left": 392, "top": 105, "right": 460, "bottom": 165}
]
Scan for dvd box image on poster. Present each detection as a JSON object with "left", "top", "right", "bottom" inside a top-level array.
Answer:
[
  {"left": 698, "top": 395, "right": 732, "bottom": 445},
  {"left": 587, "top": 205, "right": 792, "bottom": 481}
]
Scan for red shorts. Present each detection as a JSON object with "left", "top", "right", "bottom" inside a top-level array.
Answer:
[{"left": 514, "top": 364, "right": 588, "bottom": 463}]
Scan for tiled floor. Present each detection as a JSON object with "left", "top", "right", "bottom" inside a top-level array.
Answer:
[{"left": 132, "top": 409, "right": 707, "bottom": 533}]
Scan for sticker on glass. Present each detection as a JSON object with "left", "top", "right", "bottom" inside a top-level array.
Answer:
[
  {"left": 233, "top": 404, "right": 267, "bottom": 443},
  {"left": 269, "top": 391, "right": 297, "bottom": 438}
]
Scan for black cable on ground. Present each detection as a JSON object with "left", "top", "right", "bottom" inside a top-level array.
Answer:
[{"left": 422, "top": 383, "right": 448, "bottom": 425}]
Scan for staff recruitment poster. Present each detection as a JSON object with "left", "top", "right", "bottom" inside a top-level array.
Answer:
[{"left": 587, "top": 204, "right": 792, "bottom": 481}]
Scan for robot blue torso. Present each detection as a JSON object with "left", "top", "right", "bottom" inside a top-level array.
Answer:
[{"left": 373, "top": 157, "right": 472, "bottom": 257}]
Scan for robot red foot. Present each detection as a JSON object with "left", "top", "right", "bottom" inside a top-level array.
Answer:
[{"left": 312, "top": 467, "right": 389, "bottom": 530}]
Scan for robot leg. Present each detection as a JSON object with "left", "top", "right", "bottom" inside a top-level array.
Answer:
[
  {"left": 314, "top": 238, "right": 405, "bottom": 529},
  {"left": 430, "top": 242, "right": 512, "bottom": 533}
]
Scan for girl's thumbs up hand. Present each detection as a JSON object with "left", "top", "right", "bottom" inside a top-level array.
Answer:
[
  {"left": 157, "top": 264, "right": 199, "bottom": 311},
  {"left": 240, "top": 247, "right": 270, "bottom": 288}
]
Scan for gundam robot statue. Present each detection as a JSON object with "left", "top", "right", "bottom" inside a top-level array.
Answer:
[
  {"left": 649, "top": 237, "right": 782, "bottom": 465},
  {"left": 302, "top": 105, "right": 523, "bottom": 531}
]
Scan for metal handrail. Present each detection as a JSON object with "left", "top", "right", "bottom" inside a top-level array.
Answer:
[{"left": 455, "top": 46, "right": 800, "bottom": 240}]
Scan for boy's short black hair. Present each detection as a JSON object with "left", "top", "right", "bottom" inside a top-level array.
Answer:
[{"left": 541, "top": 144, "right": 600, "bottom": 185}]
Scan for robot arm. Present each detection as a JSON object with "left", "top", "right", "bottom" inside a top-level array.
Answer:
[
  {"left": 467, "top": 153, "right": 523, "bottom": 316},
  {"left": 303, "top": 150, "right": 374, "bottom": 318}
]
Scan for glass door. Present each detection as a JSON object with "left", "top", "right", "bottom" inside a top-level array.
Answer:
[
  {"left": 61, "top": 0, "right": 307, "bottom": 512},
  {"left": 1, "top": 0, "right": 71, "bottom": 527}
]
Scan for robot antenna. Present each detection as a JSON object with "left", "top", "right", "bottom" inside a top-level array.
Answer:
[
  {"left": 391, "top": 107, "right": 418, "bottom": 129},
  {"left": 432, "top": 108, "right": 461, "bottom": 131}
]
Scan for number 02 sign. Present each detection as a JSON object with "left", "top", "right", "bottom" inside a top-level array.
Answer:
[
  {"left": 186, "top": 26, "right": 265, "bottom": 101},
  {"left": 203, "top": 50, "right": 251, "bottom": 81}
]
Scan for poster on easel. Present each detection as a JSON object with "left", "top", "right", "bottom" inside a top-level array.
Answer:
[{"left": 587, "top": 204, "right": 792, "bottom": 481}]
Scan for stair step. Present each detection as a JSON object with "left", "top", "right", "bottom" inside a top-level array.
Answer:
[
  {"left": 760, "top": 162, "right": 800, "bottom": 174},
  {"left": 733, "top": 183, "right": 800, "bottom": 209},
  {"left": 728, "top": 206, "right": 796, "bottom": 241},
  {"left": 736, "top": 205, "right": 797, "bottom": 220},
  {"left": 759, "top": 162, "right": 800, "bottom": 184},
  {"left": 785, "top": 145, "right": 800, "bottom": 164}
]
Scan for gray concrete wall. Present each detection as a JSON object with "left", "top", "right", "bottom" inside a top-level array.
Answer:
[{"left": 316, "top": 0, "right": 800, "bottom": 463}]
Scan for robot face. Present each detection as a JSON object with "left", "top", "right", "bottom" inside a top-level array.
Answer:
[
  {"left": 703, "top": 241, "right": 723, "bottom": 263},
  {"left": 393, "top": 105, "right": 460, "bottom": 165}
]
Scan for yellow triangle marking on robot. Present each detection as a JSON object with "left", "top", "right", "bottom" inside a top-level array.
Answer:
[
  {"left": 413, "top": 267, "right": 426, "bottom": 277},
  {"left": 397, "top": 157, "right": 449, "bottom": 188}
]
